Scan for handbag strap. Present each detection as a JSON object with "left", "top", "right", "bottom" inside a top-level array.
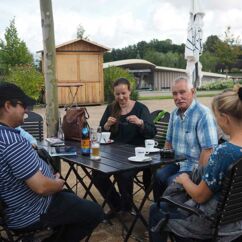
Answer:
[{"left": 83, "top": 107, "right": 90, "bottom": 120}]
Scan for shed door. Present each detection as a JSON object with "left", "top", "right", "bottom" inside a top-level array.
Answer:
[
  {"left": 79, "top": 55, "right": 99, "bottom": 82},
  {"left": 56, "top": 54, "right": 78, "bottom": 82}
]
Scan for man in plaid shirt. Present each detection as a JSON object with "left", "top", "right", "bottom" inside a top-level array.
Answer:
[{"left": 153, "top": 76, "right": 218, "bottom": 201}]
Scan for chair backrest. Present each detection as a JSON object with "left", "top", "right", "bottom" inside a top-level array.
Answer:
[
  {"left": 21, "top": 111, "right": 44, "bottom": 141},
  {"left": 151, "top": 110, "right": 170, "bottom": 148},
  {"left": 214, "top": 158, "right": 242, "bottom": 239}
]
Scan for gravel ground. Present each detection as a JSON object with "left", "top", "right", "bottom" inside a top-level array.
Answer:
[{"left": 34, "top": 96, "right": 214, "bottom": 242}]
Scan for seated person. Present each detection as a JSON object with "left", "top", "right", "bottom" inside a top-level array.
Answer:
[
  {"left": 92, "top": 78, "right": 156, "bottom": 216},
  {"left": 153, "top": 76, "right": 218, "bottom": 202},
  {"left": 0, "top": 82, "right": 104, "bottom": 242},
  {"left": 149, "top": 85, "right": 242, "bottom": 242}
]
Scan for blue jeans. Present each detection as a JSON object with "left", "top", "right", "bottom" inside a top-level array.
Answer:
[
  {"left": 22, "top": 190, "right": 104, "bottom": 242},
  {"left": 153, "top": 163, "right": 180, "bottom": 202},
  {"left": 149, "top": 202, "right": 187, "bottom": 242}
]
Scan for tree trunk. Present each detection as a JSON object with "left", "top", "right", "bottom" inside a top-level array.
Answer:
[{"left": 39, "top": 0, "right": 58, "bottom": 137}]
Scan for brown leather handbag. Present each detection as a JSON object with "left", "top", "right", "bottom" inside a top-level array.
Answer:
[{"left": 62, "top": 107, "right": 89, "bottom": 141}]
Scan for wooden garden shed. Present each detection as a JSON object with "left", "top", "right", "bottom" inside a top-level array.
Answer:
[{"left": 39, "top": 38, "right": 110, "bottom": 106}]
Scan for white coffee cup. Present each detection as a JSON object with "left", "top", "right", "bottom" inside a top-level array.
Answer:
[
  {"left": 135, "top": 147, "right": 149, "bottom": 159},
  {"left": 101, "top": 132, "right": 111, "bottom": 143},
  {"left": 145, "top": 139, "right": 158, "bottom": 151}
]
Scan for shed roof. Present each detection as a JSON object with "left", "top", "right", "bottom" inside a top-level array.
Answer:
[{"left": 37, "top": 38, "right": 110, "bottom": 53}]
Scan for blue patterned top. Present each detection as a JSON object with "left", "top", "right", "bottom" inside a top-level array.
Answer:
[
  {"left": 203, "top": 142, "right": 242, "bottom": 193},
  {"left": 166, "top": 100, "right": 218, "bottom": 172}
]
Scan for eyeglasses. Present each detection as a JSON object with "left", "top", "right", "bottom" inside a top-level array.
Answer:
[{"left": 16, "top": 101, "right": 27, "bottom": 109}]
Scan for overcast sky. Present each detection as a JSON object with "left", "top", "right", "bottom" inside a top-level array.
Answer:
[{"left": 0, "top": 0, "right": 242, "bottom": 54}]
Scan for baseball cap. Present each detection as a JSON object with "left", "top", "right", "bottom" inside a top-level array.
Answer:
[{"left": 0, "top": 82, "right": 36, "bottom": 107}]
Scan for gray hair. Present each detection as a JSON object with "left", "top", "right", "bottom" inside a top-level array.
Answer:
[{"left": 172, "top": 76, "right": 194, "bottom": 89}]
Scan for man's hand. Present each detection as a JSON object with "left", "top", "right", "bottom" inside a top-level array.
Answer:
[{"left": 26, "top": 171, "right": 64, "bottom": 196}]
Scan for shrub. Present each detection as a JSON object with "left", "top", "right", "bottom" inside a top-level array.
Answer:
[
  {"left": 104, "top": 66, "right": 138, "bottom": 102},
  {"left": 6, "top": 64, "right": 44, "bottom": 102},
  {"left": 199, "top": 79, "right": 234, "bottom": 90}
]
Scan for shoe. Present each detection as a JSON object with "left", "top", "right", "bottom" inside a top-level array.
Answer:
[
  {"left": 105, "top": 209, "right": 116, "bottom": 219},
  {"left": 121, "top": 207, "right": 137, "bottom": 216},
  {"left": 104, "top": 208, "right": 121, "bottom": 220},
  {"left": 129, "top": 208, "right": 137, "bottom": 216}
]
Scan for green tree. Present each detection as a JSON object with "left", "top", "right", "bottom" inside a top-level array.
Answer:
[
  {"left": 136, "top": 41, "right": 149, "bottom": 59},
  {"left": 215, "top": 27, "right": 241, "bottom": 74},
  {"left": 0, "top": 18, "right": 33, "bottom": 75},
  {"left": 103, "top": 38, "right": 186, "bottom": 69},
  {"left": 144, "top": 50, "right": 186, "bottom": 68},
  {"left": 200, "top": 51, "right": 219, "bottom": 72},
  {"left": 6, "top": 65, "right": 44, "bottom": 101},
  {"left": 143, "top": 49, "right": 162, "bottom": 66},
  {"left": 203, "top": 35, "right": 222, "bottom": 53},
  {"left": 76, "top": 24, "right": 89, "bottom": 40},
  {"left": 104, "top": 66, "right": 138, "bottom": 102}
]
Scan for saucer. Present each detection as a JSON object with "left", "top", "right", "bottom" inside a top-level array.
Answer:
[
  {"left": 100, "top": 139, "right": 114, "bottom": 145},
  {"left": 146, "top": 147, "right": 160, "bottom": 153},
  {"left": 128, "top": 156, "right": 152, "bottom": 163}
]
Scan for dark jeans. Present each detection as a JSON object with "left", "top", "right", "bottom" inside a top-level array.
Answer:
[
  {"left": 21, "top": 190, "right": 104, "bottom": 242},
  {"left": 153, "top": 163, "right": 181, "bottom": 202},
  {"left": 149, "top": 202, "right": 187, "bottom": 242},
  {"left": 92, "top": 170, "right": 137, "bottom": 211}
]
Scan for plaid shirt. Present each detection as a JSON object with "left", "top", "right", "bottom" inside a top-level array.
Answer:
[{"left": 166, "top": 100, "right": 218, "bottom": 172}]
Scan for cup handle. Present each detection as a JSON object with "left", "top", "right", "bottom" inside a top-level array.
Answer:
[
  {"left": 145, "top": 151, "right": 150, "bottom": 155},
  {"left": 155, "top": 141, "right": 159, "bottom": 146}
]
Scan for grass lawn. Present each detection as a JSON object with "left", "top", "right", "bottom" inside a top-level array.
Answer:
[{"left": 138, "top": 90, "right": 222, "bottom": 100}]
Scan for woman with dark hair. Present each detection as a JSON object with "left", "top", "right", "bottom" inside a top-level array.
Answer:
[
  {"left": 149, "top": 85, "right": 242, "bottom": 242},
  {"left": 93, "top": 78, "right": 156, "bottom": 217}
]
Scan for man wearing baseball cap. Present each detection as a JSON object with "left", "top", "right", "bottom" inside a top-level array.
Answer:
[{"left": 0, "top": 82, "right": 104, "bottom": 242}]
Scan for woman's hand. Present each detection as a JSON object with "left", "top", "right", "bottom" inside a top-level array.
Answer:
[
  {"left": 104, "top": 116, "right": 117, "bottom": 130},
  {"left": 175, "top": 173, "right": 190, "bottom": 185},
  {"left": 175, "top": 173, "right": 213, "bottom": 204},
  {"left": 126, "top": 115, "right": 144, "bottom": 127}
]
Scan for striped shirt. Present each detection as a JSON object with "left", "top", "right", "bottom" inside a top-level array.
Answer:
[
  {"left": 166, "top": 100, "right": 218, "bottom": 172},
  {"left": 0, "top": 125, "right": 53, "bottom": 229}
]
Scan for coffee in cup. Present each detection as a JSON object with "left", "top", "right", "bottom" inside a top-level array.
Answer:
[{"left": 145, "top": 139, "right": 158, "bottom": 151}]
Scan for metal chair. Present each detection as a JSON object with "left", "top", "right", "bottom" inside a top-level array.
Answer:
[
  {"left": 0, "top": 199, "right": 55, "bottom": 242},
  {"left": 22, "top": 111, "right": 44, "bottom": 141},
  {"left": 154, "top": 157, "right": 242, "bottom": 242},
  {"left": 151, "top": 109, "right": 170, "bottom": 148}
]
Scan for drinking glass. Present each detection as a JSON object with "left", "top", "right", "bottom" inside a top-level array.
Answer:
[{"left": 90, "top": 128, "right": 101, "bottom": 160}]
